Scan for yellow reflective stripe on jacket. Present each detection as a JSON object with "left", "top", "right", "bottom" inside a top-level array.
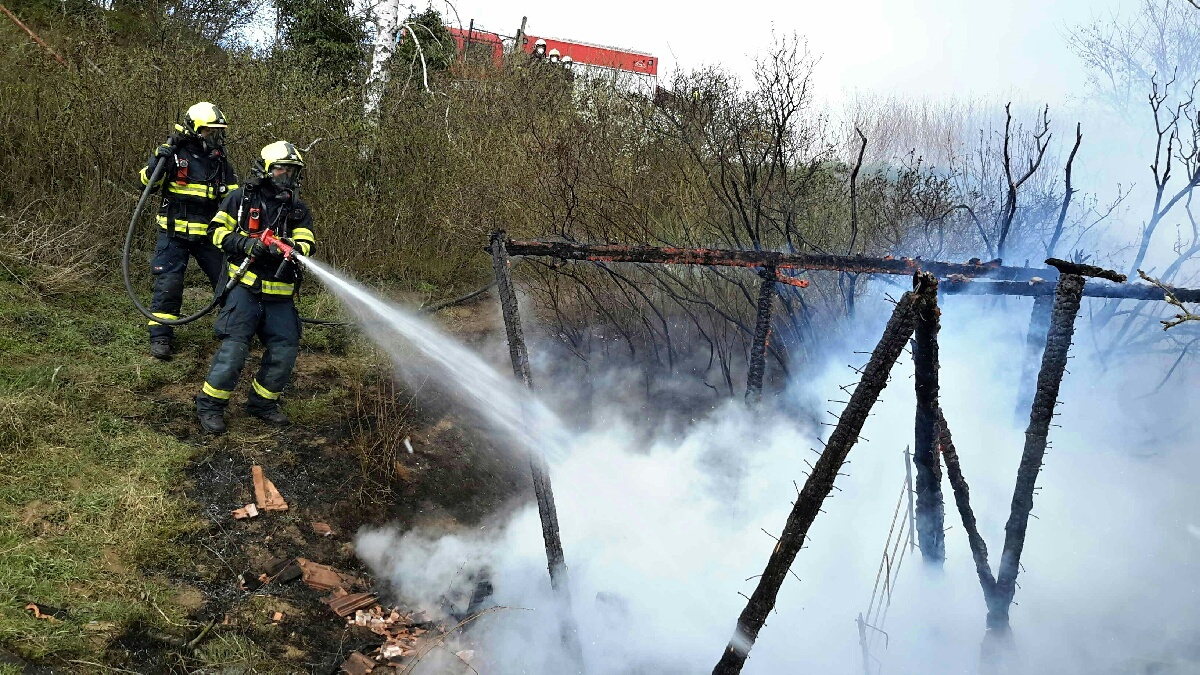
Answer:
[
  {"left": 232, "top": 265, "right": 257, "bottom": 285},
  {"left": 226, "top": 183, "right": 240, "bottom": 192},
  {"left": 227, "top": 265, "right": 294, "bottom": 295},
  {"left": 252, "top": 379, "right": 281, "bottom": 400},
  {"left": 147, "top": 312, "right": 179, "bottom": 327},
  {"left": 202, "top": 382, "right": 233, "bottom": 399},
  {"left": 166, "top": 182, "right": 218, "bottom": 199},
  {"left": 212, "top": 227, "right": 233, "bottom": 247},
  {"left": 213, "top": 211, "right": 236, "bottom": 228},
  {"left": 291, "top": 227, "right": 315, "bottom": 256},
  {"left": 156, "top": 215, "right": 209, "bottom": 236},
  {"left": 262, "top": 280, "right": 294, "bottom": 296}
]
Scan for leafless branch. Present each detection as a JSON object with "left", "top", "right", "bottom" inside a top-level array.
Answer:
[{"left": 1139, "top": 269, "right": 1200, "bottom": 328}]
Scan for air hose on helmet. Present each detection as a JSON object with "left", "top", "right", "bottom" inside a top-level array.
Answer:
[{"left": 122, "top": 154, "right": 349, "bottom": 327}]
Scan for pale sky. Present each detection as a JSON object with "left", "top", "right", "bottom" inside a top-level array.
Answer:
[{"left": 441, "top": 0, "right": 1134, "bottom": 105}]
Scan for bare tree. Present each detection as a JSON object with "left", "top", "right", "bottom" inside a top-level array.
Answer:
[{"left": 1067, "top": 0, "right": 1200, "bottom": 115}]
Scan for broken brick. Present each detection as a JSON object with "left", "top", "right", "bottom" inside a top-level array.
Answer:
[
  {"left": 312, "top": 521, "right": 334, "bottom": 537},
  {"left": 326, "top": 592, "right": 378, "bottom": 618},
  {"left": 297, "top": 558, "right": 350, "bottom": 591},
  {"left": 252, "top": 465, "right": 288, "bottom": 512},
  {"left": 340, "top": 651, "right": 375, "bottom": 675},
  {"left": 232, "top": 504, "right": 259, "bottom": 520}
]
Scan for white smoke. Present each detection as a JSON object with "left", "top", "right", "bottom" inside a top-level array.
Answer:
[{"left": 341, "top": 280, "right": 1200, "bottom": 674}]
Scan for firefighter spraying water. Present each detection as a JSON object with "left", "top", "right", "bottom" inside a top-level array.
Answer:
[{"left": 194, "top": 140, "right": 316, "bottom": 434}]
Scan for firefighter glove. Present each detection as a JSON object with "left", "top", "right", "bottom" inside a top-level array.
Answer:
[
  {"left": 242, "top": 237, "right": 269, "bottom": 258},
  {"left": 154, "top": 144, "right": 174, "bottom": 159}
]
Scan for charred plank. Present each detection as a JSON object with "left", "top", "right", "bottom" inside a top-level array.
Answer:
[
  {"left": 1045, "top": 258, "right": 1126, "bottom": 282},
  {"left": 939, "top": 278, "right": 1200, "bottom": 302},
  {"left": 506, "top": 238, "right": 1033, "bottom": 280}
]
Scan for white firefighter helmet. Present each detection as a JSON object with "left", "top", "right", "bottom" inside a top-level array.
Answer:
[
  {"left": 562, "top": 55, "right": 573, "bottom": 65},
  {"left": 548, "top": 48, "right": 561, "bottom": 62}
]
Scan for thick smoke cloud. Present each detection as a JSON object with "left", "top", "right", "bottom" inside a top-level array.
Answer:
[{"left": 354, "top": 290, "right": 1200, "bottom": 674}]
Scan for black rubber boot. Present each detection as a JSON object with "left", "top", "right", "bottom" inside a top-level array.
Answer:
[
  {"left": 150, "top": 336, "right": 172, "bottom": 361},
  {"left": 197, "top": 410, "right": 227, "bottom": 435},
  {"left": 247, "top": 407, "right": 290, "bottom": 426}
]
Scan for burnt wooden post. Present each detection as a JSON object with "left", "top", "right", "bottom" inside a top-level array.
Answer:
[
  {"left": 1013, "top": 293, "right": 1053, "bottom": 423},
  {"left": 711, "top": 277, "right": 926, "bottom": 675},
  {"left": 912, "top": 272, "right": 945, "bottom": 565},
  {"left": 990, "top": 261, "right": 1112, "bottom": 638},
  {"left": 489, "top": 232, "right": 585, "bottom": 668},
  {"left": 937, "top": 408, "right": 999, "bottom": 613},
  {"left": 745, "top": 268, "right": 777, "bottom": 403}
]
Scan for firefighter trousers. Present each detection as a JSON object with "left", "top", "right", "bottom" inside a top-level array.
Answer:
[
  {"left": 149, "top": 231, "right": 224, "bottom": 340},
  {"left": 195, "top": 285, "right": 301, "bottom": 415}
]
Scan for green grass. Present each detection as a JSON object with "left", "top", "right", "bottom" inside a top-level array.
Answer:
[
  {"left": 0, "top": 266, "right": 423, "bottom": 670},
  {"left": 0, "top": 277, "right": 205, "bottom": 664}
]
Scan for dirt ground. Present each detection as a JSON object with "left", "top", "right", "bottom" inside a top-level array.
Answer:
[{"left": 106, "top": 294, "right": 533, "bottom": 673}]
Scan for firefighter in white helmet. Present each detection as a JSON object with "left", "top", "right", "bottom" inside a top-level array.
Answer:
[
  {"left": 532, "top": 38, "right": 547, "bottom": 60},
  {"left": 548, "top": 48, "right": 561, "bottom": 63},
  {"left": 561, "top": 55, "right": 573, "bottom": 67}
]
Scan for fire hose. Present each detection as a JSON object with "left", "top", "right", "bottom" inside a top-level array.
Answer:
[{"left": 122, "top": 154, "right": 347, "bottom": 326}]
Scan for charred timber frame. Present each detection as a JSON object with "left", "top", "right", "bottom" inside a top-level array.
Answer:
[
  {"left": 506, "top": 238, "right": 1023, "bottom": 279},
  {"left": 937, "top": 408, "right": 1000, "bottom": 613},
  {"left": 711, "top": 277, "right": 926, "bottom": 675},
  {"left": 504, "top": 238, "right": 1200, "bottom": 301},
  {"left": 991, "top": 270, "right": 1088, "bottom": 635},
  {"left": 912, "top": 273, "right": 946, "bottom": 565},
  {"left": 489, "top": 233, "right": 585, "bottom": 666},
  {"left": 1014, "top": 295, "right": 1054, "bottom": 423},
  {"left": 745, "top": 268, "right": 778, "bottom": 403}
]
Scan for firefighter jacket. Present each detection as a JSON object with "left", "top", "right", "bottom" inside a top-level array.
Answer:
[
  {"left": 140, "top": 138, "right": 238, "bottom": 239},
  {"left": 209, "top": 181, "right": 316, "bottom": 301}
]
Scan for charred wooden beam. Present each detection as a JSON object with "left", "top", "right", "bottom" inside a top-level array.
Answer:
[
  {"left": 1014, "top": 294, "right": 1053, "bottom": 423},
  {"left": 745, "top": 269, "right": 778, "bottom": 403},
  {"left": 912, "top": 273, "right": 945, "bottom": 565},
  {"left": 506, "top": 238, "right": 1200, "bottom": 301},
  {"left": 939, "top": 278, "right": 1200, "bottom": 302},
  {"left": 506, "top": 238, "right": 1035, "bottom": 280},
  {"left": 489, "top": 233, "right": 585, "bottom": 667},
  {"left": 991, "top": 273, "right": 1086, "bottom": 636},
  {"left": 937, "top": 408, "right": 999, "bottom": 609},
  {"left": 1045, "top": 257, "right": 1127, "bottom": 282},
  {"left": 712, "top": 281, "right": 925, "bottom": 675}
]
